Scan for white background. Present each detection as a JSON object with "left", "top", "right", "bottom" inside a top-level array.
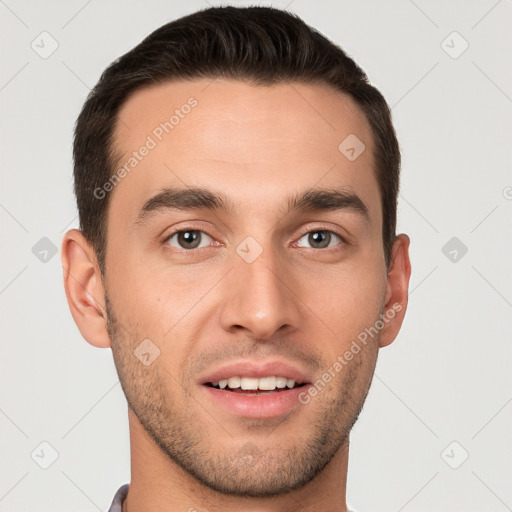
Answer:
[{"left": 1, "top": 1, "right": 511, "bottom": 511}]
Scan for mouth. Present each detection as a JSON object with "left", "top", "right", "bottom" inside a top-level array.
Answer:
[
  {"left": 203, "top": 376, "right": 309, "bottom": 395},
  {"left": 198, "top": 361, "right": 313, "bottom": 418},
  {"left": 201, "top": 378, "right": 312, "bottom": 419}
]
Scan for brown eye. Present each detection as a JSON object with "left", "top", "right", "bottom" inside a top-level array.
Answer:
[
  {"left": 166, "top": 230, "right": 212, "bottom": 250},
  {"left": 296, "top": 230, "right": 342, "bottom": 249}
]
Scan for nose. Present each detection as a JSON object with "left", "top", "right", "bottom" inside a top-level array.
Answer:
[{"left": 219, "top": 244, "right": 302, "bottom": 340}]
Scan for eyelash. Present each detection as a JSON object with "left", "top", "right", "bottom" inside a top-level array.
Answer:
[{"left": 162, "top": 227, "right": 346, "bottom": 252}]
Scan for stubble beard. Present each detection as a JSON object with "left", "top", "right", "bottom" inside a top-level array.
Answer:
[{"left": 105, "top": 291, "right": 379, "bottom": 498}]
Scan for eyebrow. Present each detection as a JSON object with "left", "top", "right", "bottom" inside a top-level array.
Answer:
[{"left": 134, "top": 186, "right": 370, "bottom": 227}]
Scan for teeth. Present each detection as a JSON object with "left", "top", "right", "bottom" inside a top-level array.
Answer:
[
  {"left": 276, "top": 377, "right": 288, "bottom": 389},
  {"left": 256, "top": 376, "right": 276, "bottom": 390},
  {"left": 227, "top": 377, "right": 241, "bottom": 389},
  {"left": 211, "top": 376, "right": 301, "bottom": 391},
  {"left": 241, "top": 377, "right": 259, "bottom": 390}
]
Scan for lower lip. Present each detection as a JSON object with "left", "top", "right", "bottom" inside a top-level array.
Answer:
[{"left": 201, "top": 384, "right": 312, "bottom": 419}]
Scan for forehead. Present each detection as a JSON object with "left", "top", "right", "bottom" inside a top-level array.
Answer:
[{"left": 110, "top": 78, "right": 380, "bottom": 226}]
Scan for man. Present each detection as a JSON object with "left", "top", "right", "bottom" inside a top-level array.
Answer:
[{"left": 62, "top": 6, "right": 411, "bottom": 512}]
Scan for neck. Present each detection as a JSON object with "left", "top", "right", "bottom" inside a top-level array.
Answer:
[{"left": 123, "top": 407, "right": 349, "bottom": 512}]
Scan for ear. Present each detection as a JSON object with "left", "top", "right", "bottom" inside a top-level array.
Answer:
[
  {"left": 61, "top": 229, "right": 111, "bottom": 348},
  {"left": 379, "top": 233, "right": 412, "bottom": 348}
]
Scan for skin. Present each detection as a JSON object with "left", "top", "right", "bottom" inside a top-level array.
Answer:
[{"left": 62, "top": 79, "right": 411, "bottom": 512}]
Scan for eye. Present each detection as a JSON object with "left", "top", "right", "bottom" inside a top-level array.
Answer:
[
  {"left": 164, "top": 229, "right": 213, "bottom": 250},
  {"left": 295, "top": 230, "right": 343, "bottom": 250}
]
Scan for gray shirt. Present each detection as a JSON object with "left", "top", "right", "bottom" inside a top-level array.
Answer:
[{"left": 107, "top": 484, "right": 129, "bottom": 512}]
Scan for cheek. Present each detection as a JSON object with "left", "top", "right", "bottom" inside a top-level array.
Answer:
[
  {"left": 111, "top": 262, "right": 218, "bottom": 342},
  {"left": 104, "top": 253, "right": 169, "bottom": 338},
  {"left": 306, "top": 263, "right": 385, "bottom": 327}
]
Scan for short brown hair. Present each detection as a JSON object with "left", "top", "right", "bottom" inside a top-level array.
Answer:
[{"left": 73, "top": 6, "right": 401, "bottom": 273}]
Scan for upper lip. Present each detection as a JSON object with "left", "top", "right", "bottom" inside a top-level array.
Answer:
[{"left": 198, "top": 360, "right": 312, "bottom": 385}]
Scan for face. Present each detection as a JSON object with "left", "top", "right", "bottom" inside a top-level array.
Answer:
[{"left": 99, "top": 79, "right": 404, "bottom": 497}]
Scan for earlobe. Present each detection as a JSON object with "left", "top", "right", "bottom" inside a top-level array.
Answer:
[
  {"left": 379, "top": 233, "right": 412, "bottom": 348},
  {"left": 61, "top": 229, "right": 111, "bottom": 349}
]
